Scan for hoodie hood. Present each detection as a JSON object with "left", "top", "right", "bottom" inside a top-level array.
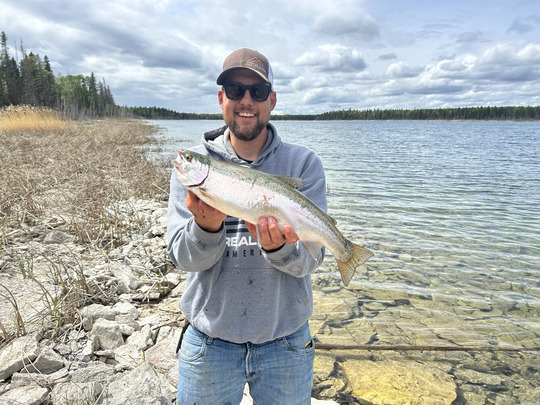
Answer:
[{"left": 202, "top": 124, "right": 282, "bottom": 167}]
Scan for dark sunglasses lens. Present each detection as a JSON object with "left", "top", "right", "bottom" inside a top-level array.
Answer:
[
  {"left": 224, "top": 83, "right": 271, "bottom": 102},
  {"left": 224, "top": 84, "right": 244, "bottom": 100},
  {"left": 251, "top": 84, "right": 271, "bottom": 101}
]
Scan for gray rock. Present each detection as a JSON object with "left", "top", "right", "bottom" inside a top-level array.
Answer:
[
  {"left": 115, "top": 314, "right": 141, "bottom": 331},
  {"left": 111, "top": 263, "right": 143, "bottom": 290},
  {"left": 113, "top": 344, "right": 144, "bottom": 369},
  {"left": 43, "top": 230, "right": 75, "bottom": 244},
  {"left": 101, "top": 362, "right": 176, "bottom": 405},
  {"left": 0, "top": 385, "right": 49, "bottom": 405},
  {"left": 112, "top": 302, "right": 139, "bottom": 319},
  {"left": 0, "top": 334, "right": 40, "bottom": 381},
  {"left": 80, "top": 303, "right": 118, "bottom": 323},
  {"left": 51, "top": 381, "right": 103, "bottom": 404},
  {"left": 70, "top": 361, "right": 117, "bottom": 384},
  {"left": 80, "top": 302, "right": 139, "bottom": 332},
  {"left": 126, "top": 324, "right": 154, "bottom": 350},
  {"left": 20, "top": 347, "right": 65, "bottom": 374},
  {"left": 91, "top": 318, "right": 125, "bottom": 350},
  {"left": 9, "top": 372, "right": 49, "bottom": 388},
  {"left": 81, "top": 338, "right": 96, "bottom": 357},
  {"left": 131, "top": 292, "right": 161, "bottom": 301},
  {"left": 118, "top": 323, "right": 135, "bottom": 337},
  {"left": 163, "top": 272, "right": 182, "bottom": 288}
]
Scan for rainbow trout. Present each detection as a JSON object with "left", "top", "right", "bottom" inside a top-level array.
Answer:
[{"left": 171, "top": 150, "right": 373, "bottom": 286}]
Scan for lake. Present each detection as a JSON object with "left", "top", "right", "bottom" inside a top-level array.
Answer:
[{"left": 148, "top": 119, "right": 540, "bottom": 403}]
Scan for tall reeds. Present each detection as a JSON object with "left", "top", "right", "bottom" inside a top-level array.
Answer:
[{"left": 0, "top": 105, "right": 68, "bottom": 132}]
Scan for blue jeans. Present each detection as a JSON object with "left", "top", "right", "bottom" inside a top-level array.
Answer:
[{"left": 177, "top": 322, "right": 315, "bottom": 405}]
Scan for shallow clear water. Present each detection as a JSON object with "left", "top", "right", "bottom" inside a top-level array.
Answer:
[{"left": 149, "top": 119, "right": 540, "bottom": 352}]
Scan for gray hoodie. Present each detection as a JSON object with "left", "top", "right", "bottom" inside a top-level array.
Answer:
[{"left": 167, "top": 124, "right": 327, "bottom": 344}]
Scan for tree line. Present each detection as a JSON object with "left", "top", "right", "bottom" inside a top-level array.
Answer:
[
  {"left": 124, "top": 106, "right": 220, "bottom": 120},
  {"left": 1, "top": 31, "right": 118, "bottom": 119},
  {"left": 127, "top": 105, "right": 540, "bottom": 121},
  {"left": 316, "top": 106, "right": 540, "bottom": 121}
]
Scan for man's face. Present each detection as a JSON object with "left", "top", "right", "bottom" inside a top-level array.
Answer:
[{"left": 218, "top": 70, "right": 276, "bottom": 142}]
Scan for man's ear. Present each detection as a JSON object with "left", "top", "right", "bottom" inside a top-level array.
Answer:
[
  {"left": 270, "top": 91, "right": 277, "bottom": 111},
  {"left": 218, "top": 89, "right": 224, "bottom": 109}
]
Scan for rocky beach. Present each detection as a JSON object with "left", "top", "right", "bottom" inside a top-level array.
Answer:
[{"left": 1, "top": 114, "right": 539, "bottom": 404}]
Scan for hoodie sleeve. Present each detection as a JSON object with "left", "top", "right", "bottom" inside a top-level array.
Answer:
[
  {"left": 261, "top": 150, "right": 327, "bottom": 277},
  {"left": 167, "top": 169, "right": 226, "bottom": 272}
]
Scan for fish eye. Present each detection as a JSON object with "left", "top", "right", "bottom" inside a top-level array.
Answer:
[{"left": 184, "top": 153, "right": 192, "bottom": 162}]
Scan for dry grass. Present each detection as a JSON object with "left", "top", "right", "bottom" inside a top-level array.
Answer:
[
  {"left": 0, "top": 106, "right": 169, "bottom": 245},
  {"left": 0, "top": 106, "right": 170, "bottom": 344},
  {"left": 0, "top": 105, "right": 69, "bottom": 132}
]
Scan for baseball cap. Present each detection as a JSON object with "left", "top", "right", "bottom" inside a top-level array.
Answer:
[{"left": 216, "top": 48, "right": 274, "bottom": 86}]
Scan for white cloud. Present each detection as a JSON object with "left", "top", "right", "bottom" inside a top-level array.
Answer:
[
  {"left": 477, "top": 43, "right": 540, "bottom": 66},
  {"left": 311, "top": 13, "right": 380, "bottom": 42},
  {"left": 385, "top": 62, "right": 424, "bottom": 78},
  {"left": 1, "top": 0, "right": 539, "bottom": 113},
  {"left": 294, "top": 45, "right": 368, "bottom": 72}
]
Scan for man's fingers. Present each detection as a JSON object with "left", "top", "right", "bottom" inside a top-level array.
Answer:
[
  {"left": 283, "top": 224, "right": 299, "bottom": 244},
  {"left": 266, "top": 217, "right": 285, "bottom": 244}
]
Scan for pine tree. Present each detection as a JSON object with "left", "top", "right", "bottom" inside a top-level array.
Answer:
[
  {"left": 89, "top": 72, "right": 98, "bottom": 116},
  {"left": 20, "top": 48, "right": 40, "bottom": 106},
  {"left": 39, "top": 55, "right": 57, "bottom": 107},
  {"left": 1, "top": 32, "right": 22, "bottom": 106}
]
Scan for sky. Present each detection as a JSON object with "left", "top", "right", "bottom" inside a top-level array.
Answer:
[{"left": 1, "top": 0, "right": 539, "bottom": 114}]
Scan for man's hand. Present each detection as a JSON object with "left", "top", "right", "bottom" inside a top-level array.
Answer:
[
  {"left": 246, "top": 217, "right": 299, "bottom": 251},
  {"left": 186, "top": 190, "right": 227, "bottom": 232}
]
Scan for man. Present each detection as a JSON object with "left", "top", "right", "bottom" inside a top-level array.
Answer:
[{"left": 167, "top": 48, "right": 327, "bottom": 404}]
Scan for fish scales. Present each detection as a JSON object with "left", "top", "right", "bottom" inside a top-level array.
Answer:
[{"left": 172, "top": 150, "right": 373, "bottom": 285}]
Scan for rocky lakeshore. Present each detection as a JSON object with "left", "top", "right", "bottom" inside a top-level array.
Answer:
[
  {"left": 1, "top": 117, "right": 539, "bottom": 404},
  {"left": 2, "top": 196, "right": 539, "bottom": 404},
  {"left": 0, "top": 198, "right": 341, "bottom": 404}
]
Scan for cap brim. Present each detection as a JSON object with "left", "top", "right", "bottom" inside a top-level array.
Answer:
[{"left": 216, "top": 67, "right": 271, "bottom": 86}]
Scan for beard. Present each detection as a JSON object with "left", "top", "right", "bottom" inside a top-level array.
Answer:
[{"left": 226, "top": 115, "right": 267, "bottom": 142}]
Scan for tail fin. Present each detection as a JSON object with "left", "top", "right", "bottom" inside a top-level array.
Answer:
[{"left": 337, "top": 243, "right": 373, "bottom": 286}]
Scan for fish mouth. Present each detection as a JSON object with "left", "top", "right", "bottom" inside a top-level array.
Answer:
[
  {"left": 173, "top": 163, "right": 206, "bottom": 188},
  {"left": 171, "top": 156, "right": 207, "bottom": 188}
]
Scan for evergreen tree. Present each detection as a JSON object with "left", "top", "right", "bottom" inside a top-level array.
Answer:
[
  {"left": 5, "top": 56, "right": 21, "bottom": 105},
  {"left": 1, "top": 32, "right": 22, "bottom": 105},
  {"left": 39, "top": 55, "right": 57, "bottom": 107},
  {"left": 20, "top": 48, "right": 40, "bottom": 106},
  {"left": 89, "top": 72, "right": 98, "bottom": 116}
]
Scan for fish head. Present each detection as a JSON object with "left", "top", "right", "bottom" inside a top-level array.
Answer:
[{"left": 171, "top": 150, "right": 210, "bottom": 187}]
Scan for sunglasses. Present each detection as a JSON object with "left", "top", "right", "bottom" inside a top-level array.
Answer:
[{"left": 223, "top": 82, "right": 272, "bottom": 102}]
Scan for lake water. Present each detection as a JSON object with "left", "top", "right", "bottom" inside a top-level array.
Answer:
[{"left": 148, "top": 119, "right": 540, "bottom": 403}]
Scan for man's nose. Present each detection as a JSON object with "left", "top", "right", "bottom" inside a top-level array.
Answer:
[{"left": 239, "top": 87, "right": 254, "bottom": 104}]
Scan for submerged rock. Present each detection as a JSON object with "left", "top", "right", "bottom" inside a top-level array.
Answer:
[{"left": 341, "top": 358, "right": 457, "bottom": 404}]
